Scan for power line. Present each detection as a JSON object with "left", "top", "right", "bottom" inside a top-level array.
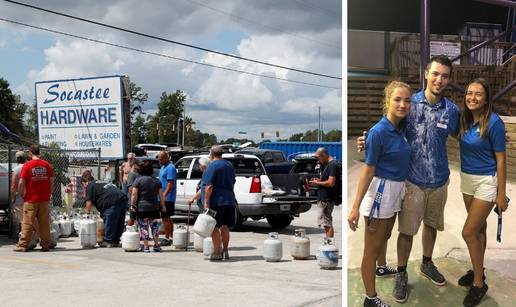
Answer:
[
  {"left": 292, "top": 0, "right": 341, "bottom": 20},
  {"left": 2, "top": 0, "right": 342, "bottom": 80},
  {"left": 183, "top": 0, "right": 340, "bottom": 50},
  {"left": 0, "top": 17, "right": 342, "bottom": 90}
]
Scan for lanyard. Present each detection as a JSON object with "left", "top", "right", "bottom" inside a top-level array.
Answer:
[
  {"left": 497, "top": 211, "right": 502, "bottom": 243},
  {"left": 368, "top": 178, "right": 386, "bottom": 226}
]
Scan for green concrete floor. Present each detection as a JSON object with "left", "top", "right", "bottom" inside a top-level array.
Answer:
[{"left": 348, "top": 258, "right": 516, "bottom": 307}]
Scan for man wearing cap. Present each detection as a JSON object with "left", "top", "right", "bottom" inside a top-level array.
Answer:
[
  {"left": 82, "top": 171, "right": 127, "bottom": 247},
  {"left": 14, "top": 145, "right": 54, "bottom": 252},
  {"left": 11, "top": 151, "right": 27, "bottom": 237}
]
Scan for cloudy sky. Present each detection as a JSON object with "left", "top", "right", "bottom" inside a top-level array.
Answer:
[{"left": 0, "top": 0, "right": 342, "bottom": 141}]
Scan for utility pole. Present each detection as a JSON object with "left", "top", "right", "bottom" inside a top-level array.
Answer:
[{"left": 318, "top": 106, "right": 321, "bottom": 142}]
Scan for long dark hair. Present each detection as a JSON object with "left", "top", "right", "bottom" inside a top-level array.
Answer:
[{"left": 459, "top": 78, "right": 493, "bottom": 139}]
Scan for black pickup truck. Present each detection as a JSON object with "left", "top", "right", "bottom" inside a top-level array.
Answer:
[{"left": 236, "top": 148, "right": 294, "bottom": 174}]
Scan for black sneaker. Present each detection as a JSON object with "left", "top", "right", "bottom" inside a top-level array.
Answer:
[
  {"left": 420, "top": 260, "right": 446, "bottom": 286},
  {"left": 463, "top": 283, "right": 488, "bottom": 306},
  {"left": 458, "top": 269, "right": 485, "bottom": 287},
  {"left": 364, "top": 296, "right": 391, "bottom": 307},
  {"left": 98, "top": 241, "right": 114, "bottom": 248},
  {"left": 392, "top": 271, "right": 408, "bottom": 303},
  {"left": 160, "top": 238, "right": 172, "bottom": 246},
  {"left": 376, "top": 265, "right": 397, "bottom": 277}
]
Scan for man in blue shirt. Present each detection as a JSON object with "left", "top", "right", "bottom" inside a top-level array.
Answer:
[
  {"left": 158, "top": 151, "right": 177, "bottom": 246},
  {"left": 202, "top": 145, "right": 236, "bottom": 261},
  {"left": 358, "top": 55, "right": 460, "bottom": 303}
]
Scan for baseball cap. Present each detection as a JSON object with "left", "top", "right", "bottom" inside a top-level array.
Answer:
[{"left": 15, "top": 151, "right": 26, "bottom": 159}]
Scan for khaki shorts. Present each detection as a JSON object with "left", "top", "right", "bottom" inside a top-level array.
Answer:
[
  {"left": 317, "top": 200, "right": 334, "bottom": 227},
  {"left": 460, "top": 172, "right": 497, "bottom": 203},
  {"left": 398, "top": 180, "right": 448, "bottom": 236}
]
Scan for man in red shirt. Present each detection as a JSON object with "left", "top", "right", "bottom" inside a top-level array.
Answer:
[{"left": 14, "top": 145, "right": 54, "bottom": 252}]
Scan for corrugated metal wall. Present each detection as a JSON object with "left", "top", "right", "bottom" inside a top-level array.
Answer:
[{"left": 259, "top": 142, "right": 342, "bottom": 161}]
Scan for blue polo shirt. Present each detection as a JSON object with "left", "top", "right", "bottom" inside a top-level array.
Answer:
[
  {"left": 159, "top": 162, "right": 177, "bottom": 202},
  {"left": 365, "top": 116, "right": 411, "bottom": 182},
  {"left": 201, "top": 159, "right": 236, "bottom": 207},
  {"left": 406, "top": 90, "right": 460, "bottom": 188},
  {"left": 460, "top": 113, "right": 505, "bottom": 176}
]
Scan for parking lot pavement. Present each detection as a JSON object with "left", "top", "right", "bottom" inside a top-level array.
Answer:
[{"left": 0, "top": 205, "right": 341, "bottom": 307}]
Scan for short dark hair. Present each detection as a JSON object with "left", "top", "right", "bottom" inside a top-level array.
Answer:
[
  {"left": 140, "top": 160, "right": 154, "bottom": 176},
  {"left": 426, "top": 55, "right": 453, "bottom": 75},
  {"left": 29, "top": 144, "right": 40, "bottom": 156}
]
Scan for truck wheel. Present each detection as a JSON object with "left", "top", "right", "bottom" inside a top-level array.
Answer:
[
  {"left": 266, "top": 215, "right": 293, "bottom": 229},
  {"left": 230, "top": 203, "right": 245, "bottom": 231}
]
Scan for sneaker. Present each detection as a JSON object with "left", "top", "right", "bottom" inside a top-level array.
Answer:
[
  {"left": 40, "top": 247, "right": 50, "bottom": 252},
  {"left": 376, "top": 265, "right": 397, "bottom": 277},
  {"left": 392, "top": 271, "right": 408, "bottom": 303},
  {"left": 98, "top": 241, "right": 114, "bottom": 248},
  {"left": 153, "top": 245, "right": 162, "bottom": 252},
  {"left": 209, "top": 253, "right": 223, "bottom": 261},
  {"left": 142, "top": 246, "right": 150, "bottom": 253},
  {"left": 160, "top": 238, "right": 173, "bottom": 246},
  {"left": 223, "top": 250, "right": 229, "bottom": 260},
  {"left": 420, "top": 261, "right": 446, "bottom": 286},
  {"left": 463, "top": 283, "right": 488, "bottom": 306},
  {"left": 13, "top": 246, "right": 27, "bottom": 252},
  {"left": 364, "top": 296, "right": 391, "bottom": 307},
  {"left": 458, "top": 269, "right": 485, "bottom": 287}
]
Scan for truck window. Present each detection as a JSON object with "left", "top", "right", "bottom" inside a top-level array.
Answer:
[
  {"left": 272, "top": 151, "right": 285, "bottom": 162},
  {"left": 190, "top": 160, "right": 203, "bottom": 179},
  {"left": 262, "top": 152, "right": 273, "bottom": 163},
  {"left": 225, "top": 158, "right": 264, "bottom": 175},
  {"left": 175, "top": 158, "right": 193, "bottom": 179}
]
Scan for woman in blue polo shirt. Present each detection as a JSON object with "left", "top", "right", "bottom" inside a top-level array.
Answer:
[
  {"left": 348, "top": 80, "right": 412, "bottom": 307},
  {"left": 458, "top": 78, "right": 508, "bottom": 306}
]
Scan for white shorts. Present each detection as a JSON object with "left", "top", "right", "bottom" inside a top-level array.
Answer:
[
  {"left": 460, "top": 172, "right": 497, "bottom": 202},
  {"left": 360, "top": 177, "right": 405, "bottom": 219}
]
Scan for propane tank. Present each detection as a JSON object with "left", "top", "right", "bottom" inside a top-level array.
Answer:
[
  {"left": 19, "top": 231, "right": 38, "bottom": 250},
  {"left": 193, "top": 233, "right": 204, "bottom": 252},
  {"left": 173, "top": 224, "right": 188, "bottom": 249},
  {"left": 193, "top": 209, "right": 217, "bottom": 237},
  {"left": 49, "top": 227, "right": 59, "bottom": 248},
  {"left": 316, "top": 238, "right": 339, "bottom": 270},
  {"left": 291, "top": 229, "right": 310, "bottom": 260},
  {"left": 80, "top": 216, "right": 97, "bottom": 248},
  {"left": 96, "top": 217, "right": 105, "bottom": 244},
  {"left": 58, "top": 215, "right": 72, "bottom": 238},
  {"left": 158, "top": 219, "right": 165, "bottom": 235},
  {"left": 203, "top": 237, "right": 214, "bottom": 258},
  {"left": 73, "top": 214, "right": 81, "bottom": 235},
  {"left": 51, "top": 220, "right": 61, "bottom": 238},
  {"left": 263, "top": 232, "right": 283, "bottom": 262},
  {"left": 121, "top": 225, "right": 140, "bottom": 252}
]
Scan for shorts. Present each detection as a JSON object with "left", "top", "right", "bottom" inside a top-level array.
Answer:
[
  {"left": 211, "top": 205, "right": 236, "bottom": 228},
  {"left": 460, "top": 172, "right": 497, "bottom": 202},
  {"left": 136, "top": 210, "right": 161, "bottom": 220},
  {"left": 317, "top": 200, "right": 334, "bottom": 227},
  {"left": 398, "top": 180, "right": 448, "bottom": 236},
  {"left": 359, "top": 177, "right": 405, "bottom": 219},
  {"left": 161, "top": 201, "right": 175, "bottom": 217}
]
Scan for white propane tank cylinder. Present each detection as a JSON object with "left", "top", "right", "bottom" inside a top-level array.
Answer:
[
  {"left": 193, "top": 233, "right": 204, "bottom": 252},
  {"left": 80, "top": 216, "right": 97, "bottom": 248},
  {"left": 173, "top": 224, "right": 188, "bottom": 249},
  {"left": 316, "top": 238, "right": 339, "bottom": 270},
  {"left": 263, "top": 232, "right": 283, "bottom": 262},
  {"left": 193, "top": 209, "right": 217, "bottom": 237},
  {"left": 51, "top": 220, "right": 61, "bottom": 238},
  {"left": 121, "top": 226, "right": 140, "bottom": 252},
  {"left": 73, "top": 215, "right": 81, "bottom": 235},
  {"left": 291, "top": 228, "right": 310, "bottom": 260},
  {"left": 96, "top": 217, "right": 105, "bottom": 244},
  {"left": 58, "top": 216, "right": 72, "bottom": 238},
  {"left": 203, "top": 237, "right": 214, "bottom": 258},
  {"left": 49, "top": 227, "right": 59, "bottom": 248},
  {"left": 158, "top": 219, "right": 165, "bottom": 235},
  {"left": 19, "top": 231, "right": 38, "bottom": 250}
]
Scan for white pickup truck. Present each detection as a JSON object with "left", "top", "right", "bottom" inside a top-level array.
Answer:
[{"left": 173, "top": 153, "right": 314, "bottom": 229}]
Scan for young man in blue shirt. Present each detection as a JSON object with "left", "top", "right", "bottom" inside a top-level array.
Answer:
[
  {"left": 158, "top": 150, "right": 177, "bottom": 246},
  {"left": 358, "top": 55, "right": 460, "bottom": 303}
]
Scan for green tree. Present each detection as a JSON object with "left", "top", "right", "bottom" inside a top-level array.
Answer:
[
  {"left": 128, "top": 82, "right": 148, "bottom": 144},
  {"left": 288, "top": 133, "right": 304, "bottom": 141},
  {"left": 0, "top": 78, "right": 28, "bottom": 138},
  {"left": 131, "top": 115, "right": 147, "bottom": 145},
  {"left": 147, "top": 90, "right": 188, "bottom": 144},
  {"left": 324, "top": 129, "right": 342, "bottom": 142}
]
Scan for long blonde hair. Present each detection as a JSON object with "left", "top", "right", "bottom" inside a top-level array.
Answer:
[
  {"left": 459, "top": 78, "right": 492, "bottom": 139},
  {"left": 383, "top": 80, "right": 411, "bottom": 114}
]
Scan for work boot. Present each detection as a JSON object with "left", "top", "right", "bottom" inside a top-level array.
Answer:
[
  {"left": 463, "top": 283, "right": 488, "bottom": 306},
  {"left": 420, "top": 260, "right": 446, "bottom": 286},
  {"left": 392, "top": 271, "right": 408, "bottom": 303}
]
